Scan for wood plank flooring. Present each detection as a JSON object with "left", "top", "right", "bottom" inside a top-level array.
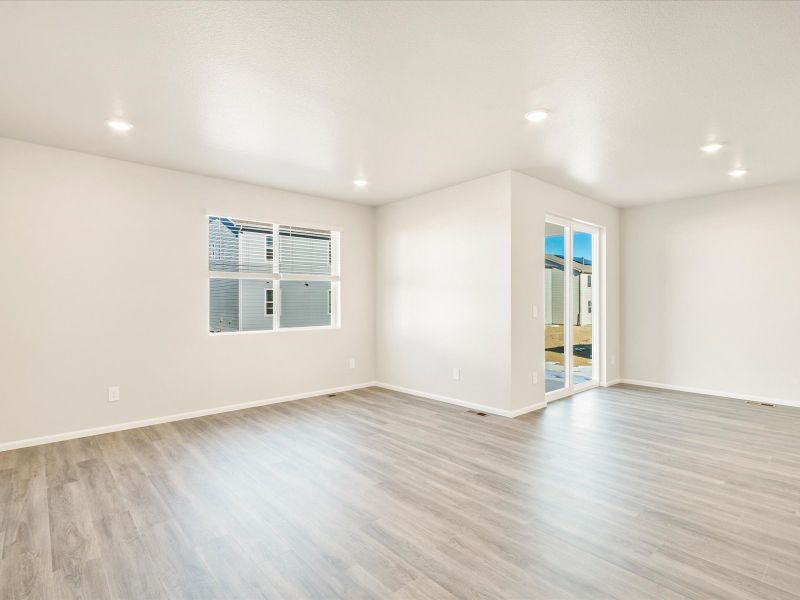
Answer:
[{"left": 1, "top": 384, "right": 800, "bottom": 599}]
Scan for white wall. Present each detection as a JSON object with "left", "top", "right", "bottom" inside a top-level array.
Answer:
[
  {"left": 0, "top": 138, "right": 375, "bottom": 446},
  {"left": 510, "top": 172, "right": 621, "bottom": 410},
  {"left": 621, "top": 182, "right": 800, "bottom": 405},
  {"left": 375, "top": 173, "right": 514, "bottom": 411},
  {"left": 375, "top": 170, "right": 620, "bottom": 414}
]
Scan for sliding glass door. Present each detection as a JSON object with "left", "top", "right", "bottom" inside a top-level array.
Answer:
[{"left": 545, "top": 217, "right": 599, "bottom": 398}]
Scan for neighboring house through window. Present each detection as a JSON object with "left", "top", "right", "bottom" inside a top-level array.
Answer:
[{"left": 208, "top": 215, "right": 340, "bottom": 333}]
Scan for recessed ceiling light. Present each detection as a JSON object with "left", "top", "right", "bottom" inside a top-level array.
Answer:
[
  {"left": 107, "top": 119, "right": 133, "bottom": 132},
  {"left": 700, "top": 142, "right": 725, "bottom": 153},
  {"left": 353, "top": 179, "right": 368, "bottom": 188},
  {"left": 728, "top": 168, "right": 748, "bottom": 178},
  {"left": 524, "top": 109, "right": 549, "bottom": 123}
]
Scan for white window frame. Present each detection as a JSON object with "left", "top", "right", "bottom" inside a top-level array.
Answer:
[{"left": 209, "top": 215, "right": 341, "bottom": 335}]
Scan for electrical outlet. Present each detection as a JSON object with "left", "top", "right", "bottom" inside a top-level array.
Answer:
[
  {"left": 108, "top": 386, "right": 120, "bottom": 402},
  {"left": 348, "top": 358, "right": 356, "bottom": 369},
  {"left": 532, "top": 371, "right": 538, "bottom": 384},
  {"left": 452, "top": 367, "right": 460, "bottom": 381},
  {"left": 611, "top": 354, "right": 616, "bottom": 366},
  {"left": 532, "top": 304, "right": 538, "bottom": 319}
]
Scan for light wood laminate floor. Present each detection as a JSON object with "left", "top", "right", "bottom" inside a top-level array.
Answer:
[{"left": 1, "top": 384, "right": 800, "bottom": 599}]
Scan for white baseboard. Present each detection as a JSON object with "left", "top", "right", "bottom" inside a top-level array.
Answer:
[
  {"left": 0, "top": 382, "right": 377, "bottom": 452},
  {"left": 618, "top": 378, "right": 800, "bottom": 409},
  {"left": 374, "top": 382, "right": 546, "bottom": 418},
  {"left": 1, "top": 379, "right": 553, "bottom": 452},
  {"left": 603, "top": 378, "right": 623, "bottom": 387},
  {"left": 506, "top": 401, "right": 548, "bottom": 417}
]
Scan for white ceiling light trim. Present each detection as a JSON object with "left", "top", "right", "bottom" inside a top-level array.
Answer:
[
  {"left": 353, "top": 178, "right": 368, "bottom": 188},
  {"left": 728, "top": 168, "right": 749, "bottom": 178}
]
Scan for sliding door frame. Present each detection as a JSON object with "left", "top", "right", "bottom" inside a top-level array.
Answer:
[
  {"left": 545, "top": 215, "right": 601, "bottom": 402},
  {"left": 571, "top": 220, "right": 600, "bottom": 394}
]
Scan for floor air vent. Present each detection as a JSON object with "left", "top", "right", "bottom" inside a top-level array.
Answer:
[
  {"left": 327, "top": 393, "right": 338, "bottom": 398},
  {"left": 746, "top": 401, "right": 774, "bottom": 407},
  {"left": 466, "top": 410, "right": 488, "bottom": 417}
]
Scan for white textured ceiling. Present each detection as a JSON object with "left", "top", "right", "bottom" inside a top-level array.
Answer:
[{"left": 1, "top": 1, "right": 799, "bottom": 207}]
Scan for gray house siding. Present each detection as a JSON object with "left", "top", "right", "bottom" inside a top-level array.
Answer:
[
  {"left": 544, "top": 256, "right": 591, "bottom": 326},
  {"left": 572, "top": 273, "right": 592, "bottom": 326},
  {"left": 280, "top": 281, "right": 331, "bottom": 328},
  {"left": 544, "top": 268, "right": 553, "bottom": 324},
  {"left": 545, "top": 266, "right": 565, "bottom": 325},
  {"left": 240, "top": 279, "right": 275, "bottom": 331}
]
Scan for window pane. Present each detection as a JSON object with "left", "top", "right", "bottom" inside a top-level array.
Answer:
[
  {"left": 210, "top": 278, "right": 239, "bottom": 332},
  {"left": 280, "top": 281, "right": 332, "bottom": 328},
  {"left": 210, "top": 278, "right": 275, "bottom": 333},
  {"left": 279, "top": 226, "right": 332, "bottom": 275},
  {"left": 572, "top": 232, "right": 593, "bottom": 385},
  {"left": 208, "top": 216, "right": 274, "bottom": 273},
  {"left": 545, "top": 224, "right": 567, "bottom": 393}
]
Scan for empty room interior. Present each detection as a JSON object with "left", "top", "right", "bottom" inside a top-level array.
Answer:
[{"left": 2, "top": 1, "right": 800, "bottom": 599}]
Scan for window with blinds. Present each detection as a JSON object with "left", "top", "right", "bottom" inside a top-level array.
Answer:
[{"left": 208, "top": 216, "right": 340, "bottom": 333}]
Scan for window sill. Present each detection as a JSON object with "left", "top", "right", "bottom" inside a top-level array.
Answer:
[{"left": 209, "top": 326, "right": 340, "bottom": 336}]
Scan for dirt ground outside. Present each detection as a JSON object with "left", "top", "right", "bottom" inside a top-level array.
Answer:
[{"left": 545, "top": 325, "right": 592, "bottom": 366}]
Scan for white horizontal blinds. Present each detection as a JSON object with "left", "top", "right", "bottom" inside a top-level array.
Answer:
[
  {"left": 280, "top": 280, "right": 332, "bottom": 328},
  {"left": 208, "top": 216, "right": 274, "bottom": 273},
  {"left": 209, "top": 278, "right": 239, "bottom": 332},
  {"left": 209, "top": 215, "right": 340, "bottom": 333},
  {"left": 278, "top": 226, "right": 336, "bottom": 328},
  {"left": 209, "top": 278, "right": 275, "bottom": 333},
  {"left": 209, "top": 217, "right": 239, "bottom": 272},
  {"left": 278, "top": 225, "right": 332, "bottom": 275}
]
